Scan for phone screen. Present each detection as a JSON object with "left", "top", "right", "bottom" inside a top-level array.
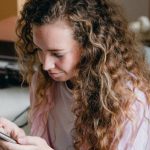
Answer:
[{"left": 0, "top": 132, "right": 17, "bottom": 144}]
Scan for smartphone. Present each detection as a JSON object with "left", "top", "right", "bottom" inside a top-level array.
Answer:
[{"left": 0, "top": 132, "right": 17, "bottom": 144}]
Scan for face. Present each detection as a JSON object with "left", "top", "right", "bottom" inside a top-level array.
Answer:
[{"left": 32, "top": 21, "right": 81, "bottom": 81}]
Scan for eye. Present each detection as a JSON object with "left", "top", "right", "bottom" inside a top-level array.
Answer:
[
  {"left": 35, "top": 47, "right": 42, "bottom": 52},
  {"left": 53, "top": 53, "right": 64, "bottom": 58}
]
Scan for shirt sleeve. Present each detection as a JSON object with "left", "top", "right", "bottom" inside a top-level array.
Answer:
[{"left": 118, "top": 88, "right": 150, "bottom": 150}]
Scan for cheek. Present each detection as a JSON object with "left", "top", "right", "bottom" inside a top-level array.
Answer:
[
  {"left": 55, "top": 59, "right": 65, "bottom": 70},
  {"left": 57, "top": 56, "right": 78, "bottom": 72}
]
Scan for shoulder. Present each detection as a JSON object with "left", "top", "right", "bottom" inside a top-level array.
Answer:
[
  {"left": 127, "top": 80, "right": 150, "bottom": 121},
  {"left": 133, "top": 87, "right": 148, "bottom": 115},
  {"left": 118, "top": 85, "right": 150, "bottom": 149}
]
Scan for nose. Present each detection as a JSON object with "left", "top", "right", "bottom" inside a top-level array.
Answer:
[{"left": 43, "top": 54, "right": 55, "bottom": 71}]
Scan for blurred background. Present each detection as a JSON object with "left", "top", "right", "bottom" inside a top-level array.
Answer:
[
  {"left": 0, "top": 0, "right": 29, "bottom": 133},
  {"left": 0, "top": 0, "right": 150, "bottom": 134}
]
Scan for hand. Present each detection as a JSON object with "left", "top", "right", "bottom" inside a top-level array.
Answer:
[
  {"left": 0, "top": 117, "right": 25, "bottom": 140},
  {"left": 0, "top": 136, "right": 54, "bottom": 150}
]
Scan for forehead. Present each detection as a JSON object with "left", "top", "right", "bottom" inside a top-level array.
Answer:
[{"left": 32, "top": 21, "right": 78, "bottom": 50}]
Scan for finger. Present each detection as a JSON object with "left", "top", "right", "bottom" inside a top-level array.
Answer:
[
  {"left": 17, "top": 136, "right": 54, "bottom": 150},
  {"left": 0, "top": 117, "right": 25, "bottom": 139},
  {"left": 18, "top": 136, "right": 47, "bottom": 146},
  {"left": 0, "top": 140, "right": 16, "bottom": 150},
  {"left": 8, "top": 144, "right": 35, "bottom": 150},
  {"left": 0, "top": 140, "right": 35, "bottom": 150},
  {"left": 0, "top": 117, "right": 17, "bottom": 134},
  {"left": 0, "top": 140, "right": 5, "bottom": 149}
]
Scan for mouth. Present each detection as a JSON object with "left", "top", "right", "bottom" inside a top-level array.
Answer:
[
  {"left": 48, "top": 71, "right": 64, "bottom": 78},
  {"left": 48, "top": 72, "right": 62, "bottom": 74},
  {"left": 49, "top": 73, "right": 59, "bottom": 74}
]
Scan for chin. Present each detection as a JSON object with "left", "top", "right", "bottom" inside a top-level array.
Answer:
[
  {"left": 52, "top": 77, "right": 69, "bottom": 82},
  {"left": 49, "top": 73, "right": 72, "bottom": 82}
]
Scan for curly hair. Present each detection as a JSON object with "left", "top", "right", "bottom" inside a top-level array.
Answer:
[{"left": 16, "top": 0, "right": 150, "bottom": 149}]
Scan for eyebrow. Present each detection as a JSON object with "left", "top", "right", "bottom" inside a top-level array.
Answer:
[
  {"left": 33, "top": 43, "right": 65, "bottom": 52},
  {"left": 47, "top": 48, "right": 65, "bottom": 52}
]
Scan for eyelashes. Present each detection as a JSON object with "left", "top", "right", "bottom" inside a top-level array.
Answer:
[
  {"left": 36, "top": 48, "right": 64, "bottom": 58},
  {"left": 53, "top": 53, "right": 64, "bottom": 58}
]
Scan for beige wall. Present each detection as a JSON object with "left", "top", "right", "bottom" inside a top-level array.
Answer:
[
  {"left": 0, "top": 0, "right": 26, "bottom": 41},
  {"left": 17, "top": 0, "right": 26, "bottom": 15},
  {"left": 121, "top": 0, "right": 150, "bottom": 22},
  {"left": 0, "top": 0, "right": 17, "bottom": 21}
]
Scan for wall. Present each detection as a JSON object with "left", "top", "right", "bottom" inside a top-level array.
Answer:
[
  {"left": 121, "top": 0, "right": 150, "bottom": 22},
  {"left": 0, "top": 0, "right": 17, "bottom": 21},
  {"left": 0, "top": 0, "right": 149, "bottom": 22},
  {"left": 17, "top": 0, "right": 27, "bottom": 15},
  {"left": 0, "top": 0, "right": 27, "bottom": 41}
]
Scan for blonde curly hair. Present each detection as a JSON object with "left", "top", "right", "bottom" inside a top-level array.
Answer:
[{"left": 16, "top": 0, "right": 150, "bottom": 149}]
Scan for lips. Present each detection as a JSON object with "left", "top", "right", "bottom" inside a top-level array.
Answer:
[
  {"left": 48, "top": 71, "right": 64, "bottom": 78},
  {"left": 48, "top": 72, "right": 61, "bottom": 74},
  {"left": 49, "top": 72, "right": 59, "bottom": 74}
]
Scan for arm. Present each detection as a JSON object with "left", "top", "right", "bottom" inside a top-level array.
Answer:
[{"left": 0, "top": 72, "right": 54, "bottom": 150}]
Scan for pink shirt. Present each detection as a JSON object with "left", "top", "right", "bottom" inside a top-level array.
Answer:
[{"left": 30, "top": 72, "right": 150, "bottom": 150}]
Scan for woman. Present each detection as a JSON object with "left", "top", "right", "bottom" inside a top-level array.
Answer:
[{"left": 0, "top": 0, "right": 150, "bottom": 149}]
